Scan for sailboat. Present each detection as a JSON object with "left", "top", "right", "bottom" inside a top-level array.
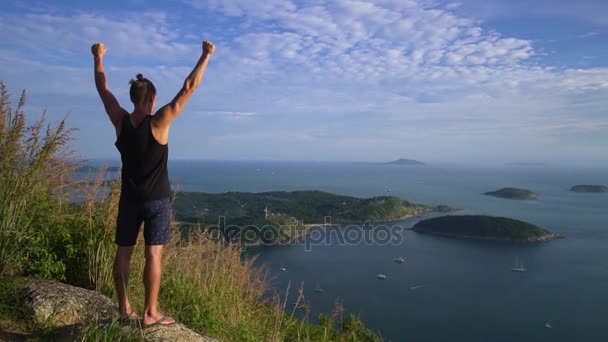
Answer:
[
  {"left": 314, "top": 282, "right": 325, "bottom": 293},
  {"left": 511, "top": 256, "right": 527, "bottom": 272}
]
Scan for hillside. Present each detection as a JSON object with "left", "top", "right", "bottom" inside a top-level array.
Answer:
[{"left": 174, "top": 190, "right": 430, "bottom": 225}]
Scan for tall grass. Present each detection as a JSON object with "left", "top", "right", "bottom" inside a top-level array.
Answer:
[
  {"left": 0, "top": 82, "right": 381, "bottom": 341},
  {"left": 0, "top": 82, "right": 75, "bottom": 277}
]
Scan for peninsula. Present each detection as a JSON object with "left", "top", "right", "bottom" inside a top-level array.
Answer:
[
  {"left": 174, "top": 190, "right": 434, "bottom": 224},
  {"left": 484, "top": 187, "right": 537, "bottom": 200},
  {"left": 411, "top": 215, "right": 562, "bottom": 243},
  {"left": 174, "top": 190, "right": 445, "bottom": 245}
]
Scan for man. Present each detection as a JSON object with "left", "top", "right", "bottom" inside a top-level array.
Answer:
[{"left": 92, "top": 40, "right": 215, "bottom": 326}]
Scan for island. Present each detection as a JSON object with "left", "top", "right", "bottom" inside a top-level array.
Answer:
[
  {"left": 378, "top": 158, "right": 425, "bottom": 166},
  {"left": 570, "top": 185, "right": 608, "bottom": 193},
  {"left": 411, "top": 215, "right": 562, "bottom": 243},
  {"left": 484, "top": 187, "right": 537, "bottom": 200},
  {"left": 173, "top": 190, "right": 448, "bottom": 245},
  {"left": 510, "top": 162, "right": 545, "bottom": 167},
  {"left": 76, "top": 165, "right": 121, "bottom": 173}
]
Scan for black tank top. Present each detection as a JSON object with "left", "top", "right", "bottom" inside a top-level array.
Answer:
[{"left": 115, "top": 115, "right": 171, "bottom": 201}]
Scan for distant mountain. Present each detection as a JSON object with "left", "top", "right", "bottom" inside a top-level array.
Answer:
[
  {"left": 510, "top": 162, "right": 545, "bottom": 167},
  {"left": 484, "top": 188, "right": 538, "bottom": 200},
  {"left": 379, "top": 158, "right": 425, "bottom": 166},
  {"left": 570, "top": 185, "right": 608, "bottom": 193}
]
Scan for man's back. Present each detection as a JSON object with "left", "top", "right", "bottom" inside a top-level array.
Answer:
[{"left": 115, "top": 115, "right": 170, "bottom": 201}]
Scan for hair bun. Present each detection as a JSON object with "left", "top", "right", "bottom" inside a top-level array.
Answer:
[{"left": 136, "top": 73, "right": 144, "bottom": 81}]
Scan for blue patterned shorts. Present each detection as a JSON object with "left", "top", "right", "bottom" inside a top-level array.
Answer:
[{"left": 116, "top": 197, "right": 171, "bottom": 246}]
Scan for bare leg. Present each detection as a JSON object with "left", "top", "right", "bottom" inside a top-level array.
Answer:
[
  {"left": 113, "top": 246, "right": 136, "bottom": 317},
  {"left": 143, "top": 245, "right": 175, "bottom": 325}
]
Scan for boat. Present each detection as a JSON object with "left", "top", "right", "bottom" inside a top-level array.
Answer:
[
  {"left": 279, "top": 264, "right": 287, "bottom": 272},
  {"left": 376, "top": 274, "right": 387, "bottom": 280},
  {"left": 409, "top": 285, "right": 425, "bottom": 291},
  {"left": 545, "top": 321, "right": 553, "bottom": 329},
  {"left": 394, "top": 257, "right": 405, "bottom": 264},
  {"left": 314, "top": 282, "right": 324, "bottom": 293},
  {"left": 511, "top": 256, "right": 527, "bottom": 272}
]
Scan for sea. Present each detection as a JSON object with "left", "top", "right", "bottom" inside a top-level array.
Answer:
[{"left": 84, "top": 159, "right": 608, "bottom": 342}]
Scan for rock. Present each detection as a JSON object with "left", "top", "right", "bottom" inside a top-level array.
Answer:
[
  {"left": 24, "top": 279, "right": 116, "bottom": 327},
  {"left": 144, "top": 323, "right": 216, "bottom": 341},
  {"left": 21, "top": 279, "right": 218, "bottom": 342}
]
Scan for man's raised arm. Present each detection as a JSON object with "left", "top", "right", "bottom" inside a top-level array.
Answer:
[
  {"left": 92, "top": 43, "right": 127, "bottom": 130},
  {"left": 153, "top": 40, "right": 215, "bottom": 129}
]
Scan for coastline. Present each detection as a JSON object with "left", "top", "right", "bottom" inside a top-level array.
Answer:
[
  {"left": 261, "top": 207, "right": 444, "bottom": 246},
  {"left": 408, "top": 230, "right": 564, "bottom": 244}
]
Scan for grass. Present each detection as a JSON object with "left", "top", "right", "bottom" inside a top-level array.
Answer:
[
  {"left": 0, "top": 81, "right": 381, "bottom": 341},
  {"left": 0, "top": 277, "right": 29, "bottom": 334}
]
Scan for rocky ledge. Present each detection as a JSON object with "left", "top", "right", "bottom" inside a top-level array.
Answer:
[{"left": 14, "top": 279, "right": 218, "bottom": 341}]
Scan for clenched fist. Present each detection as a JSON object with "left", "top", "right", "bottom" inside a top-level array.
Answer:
[
  {"left": 203, "top": 40, "right": 215, "bottom": 56},
  {"left": 91, "top": 42, "right": 107, "bottom": 58}
]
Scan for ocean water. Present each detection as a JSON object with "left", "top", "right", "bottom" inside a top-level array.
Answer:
[{"left": 88, "top": 160, "right": 608, "bottom": 341}]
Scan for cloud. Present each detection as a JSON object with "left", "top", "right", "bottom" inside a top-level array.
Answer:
[
  {"left": 0, "top": 0, "right": 607, "bottom": 163},
  {"left": 451, "top": 0, "right": 608, "bottom": 26},
  {"left": 204, "top": 111, "right": 257, "bottom": 120},
  {"left": 577, "top": 31, "right": 600, "bottom": 39},
  {"left": 0, "top": 11, "right": 196, "bottom": 64}
]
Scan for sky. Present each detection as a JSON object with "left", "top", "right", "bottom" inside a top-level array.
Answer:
[{"left": 0, "top": 0, "right": 606, "bottom": 165}]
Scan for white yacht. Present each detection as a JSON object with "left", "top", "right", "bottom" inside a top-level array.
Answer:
[{"left": 511, "top": 256, "right": 527, "bottom": 272}]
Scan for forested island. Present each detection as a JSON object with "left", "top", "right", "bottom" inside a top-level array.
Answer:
[
  {"left": 484, "top": 187, "right": 537, "bottom": 200},
  {"left": 570, "top": 185, "right": 608, "bottom": 193},
  {"left": 174, "top": 190, "right": 445, "bottom": 245},
  {"left": 411, "top": 215, "right": 562, "bottom": 243},
  {"left": 175, "top": 190, "right": 436, "bottom": 224}
]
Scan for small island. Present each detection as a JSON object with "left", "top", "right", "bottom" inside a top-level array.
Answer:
[
  {"left": 484, "top": 187, "right": 537, "bottom": 200},
  {"left": 378, "top": 158, "right": 425, "bottom": 166},
  {"left": 570, "top": 185, "right": 608, "bottom": 193},
  {"left": 411, "top": 215, "right": 562, "bottom": 243}
]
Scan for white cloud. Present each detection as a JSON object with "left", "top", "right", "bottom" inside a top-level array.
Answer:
[
  {"left": 577, "top": 31, "right": 600, "bottom": 39},
  {"left": 0, "top": 0, "right": 607, "bottom": 163},
  {"left": 0, "top": 11, "right": 196, "bottom": 63}
]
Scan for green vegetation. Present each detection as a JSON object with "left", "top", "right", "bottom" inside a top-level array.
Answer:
[
  {"left": 175, "top": 190, "right": 427, "bottom": 224},
  {"left": 0, "top": 82, "right": 380, "bottom": 341},
  {"left": 412, "top": 215, "right": 558, "bottom": 242},
  {"left": 570, "top": 185, "right": 608, "bottom": 193},
  {"left": 484, "top": 187, "right": 537, "bottom": 200},
  {"left": 174, "top": 191, "right": 429, "bottom": 245}
]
